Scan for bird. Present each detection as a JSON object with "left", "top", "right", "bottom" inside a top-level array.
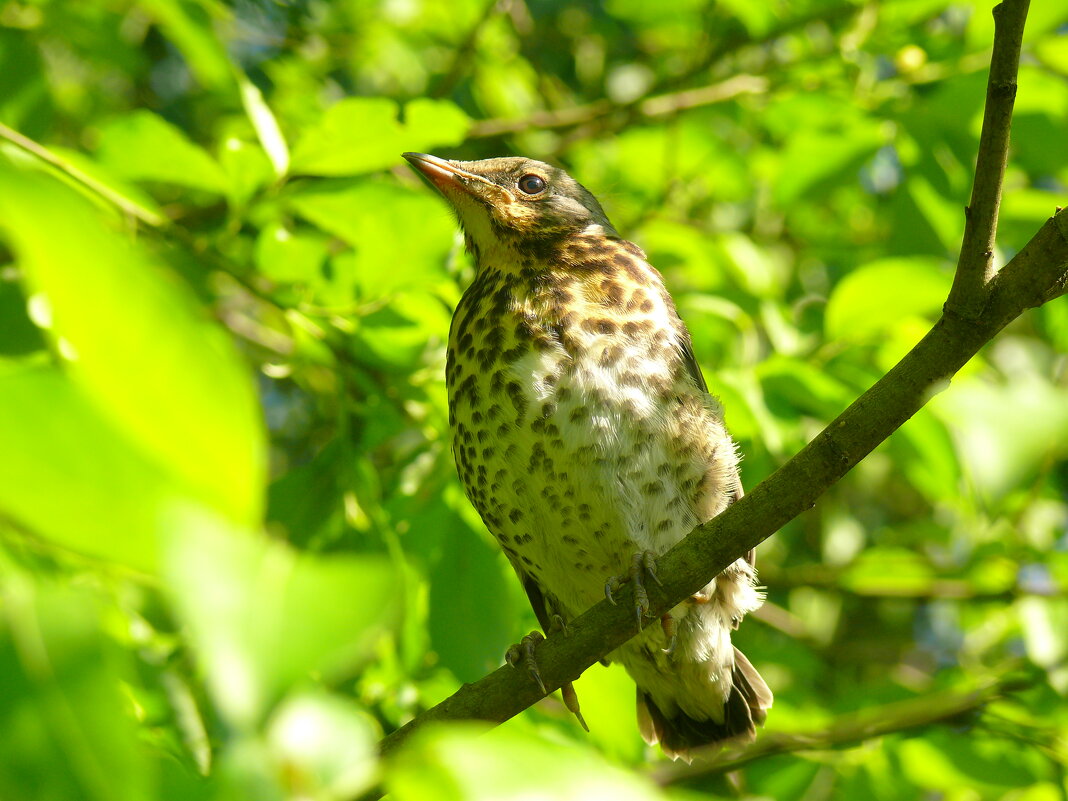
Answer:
[{"left": 402, "top": 151, "right": 772, "bottom": 760}]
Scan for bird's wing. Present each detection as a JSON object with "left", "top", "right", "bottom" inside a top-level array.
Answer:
[
  {"left": 520, "top": 571, "right": 554, "bottom": 632},
  {"left": 678, "top": 333, "right": 754, "bottom": 568},
  {"left": 678, "top": 335, "right": 709, "bottom": 393}
]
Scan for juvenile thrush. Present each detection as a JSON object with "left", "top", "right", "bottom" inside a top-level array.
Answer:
[{"left": 403, "top": 152, "right": 772, "bottom": 760}]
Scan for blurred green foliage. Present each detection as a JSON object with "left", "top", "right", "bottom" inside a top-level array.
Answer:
[{"left": 1, "top": 0, "right": 1067, "bottom": 799}]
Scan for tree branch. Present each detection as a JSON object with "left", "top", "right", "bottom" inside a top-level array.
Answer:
[
  {"left": 946, "top": 0, "right": 1030, "bottom": 319},
  {"left": 651, "top": 672, "right": 1034, "bottom": 784}
]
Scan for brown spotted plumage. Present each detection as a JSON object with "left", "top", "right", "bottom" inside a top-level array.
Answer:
[{"left": 404, "top": 152, "right": 772, "bottom": 760}]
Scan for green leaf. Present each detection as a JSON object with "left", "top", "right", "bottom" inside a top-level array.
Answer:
[
  {"left": 386, "top": 724, "right": 666, "bottom": 801},
  {"left": 932, "top": 373, "right": 1068, "bottom": 500},
  {"left": 286, "top": 179, "right": 456, "bottom": 297},
  {"left": 164, "top": 509, "right": 402, "bottom": 727},
  {"left": 94, "top": 110, "right": 228, "bottom": 193},
  {"left": 255, "top": 223, "right": 329, "bottom": 284},
  {"left": 773, "top": 121, "right": 886, "bottom": 204},
  {"left": 137, "top": 0, "right": 235, "bottom": 91},
  {"left": 266, "top": 692, "right": 379, "bottom": 799},
  {"left": 48, "top": 146, "right": 168, "bottom": 225},
  {"left": 237, "top": 73, "right": 289, "bottom": 178},
  {"left": 0, "top": 361, "right": 178, "bottom": 571},
  {"left": 0, "top": 576, "right": 150, "bottom": 801},
  {"left": 0, "top": 168, "right": 265, "bottom": 527},
  {"left": 290, "top": 97, "right": 469, "bottom": 176},
  {"left": 757, "top": 355, "right": 853, "bottom": 421},
  {"left": 0, "top": 28, "right": 52, "bottom": 133},
  {"left": 427, "top": 506, "right": 515, "bottom": 683},
  {"left": 1018, "top": 596, "right": 1068, "bottom": 670},
  {"left": 839, "top": 547, "right": 935, "bottom": 596},
  {"left": 825, "top": 257, "right": 952, "bottom": 342}
]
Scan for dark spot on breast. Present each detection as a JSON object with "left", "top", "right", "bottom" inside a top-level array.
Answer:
[
  {"left": 507, "top": 381, "right": 526, "bottom": 423},
  {"left": 623, "top": 262, "right": 646, "bottom": 283},
  {"left": 598, "top": 345, "right": 623, "bottom": 367},
  {"left": 502, "top": 345, "right": 525, "bottom": 363},
  {"left": 582, "top": 258, "right": 613, "bottom": 275},
  {"left": 509, "top": 509, "right": 523, "bottom": 523},
  {"left": 599, "top": 280, "right": 626, "bottom": 307},
  {"left": 622, "top": 320, "right": 652, "bottom": 337},
  {"left": 643, "top": 480, "right": 664, "bottom": 495},
  {"left": 485, "top": 325, "right": 504, "bottom": 350},
  {"left": 581, "top": 318, "right": 617, "bottom": 335}
]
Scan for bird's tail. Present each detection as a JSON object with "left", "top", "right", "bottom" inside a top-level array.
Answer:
[{"left": 636, "top": 646, "right": 772, "bottom": 762}]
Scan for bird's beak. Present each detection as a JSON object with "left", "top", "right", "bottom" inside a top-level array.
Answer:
[{"left": 402, "top": 152, "right": 485, "bottom": 198}]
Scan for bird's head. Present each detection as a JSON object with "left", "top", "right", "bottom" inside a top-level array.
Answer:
[{"left": 402, "top": 152, "right": 616, "bottom": 268}]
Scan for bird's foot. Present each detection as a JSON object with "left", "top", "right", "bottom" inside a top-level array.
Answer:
[
  {"left": 604, "top": 550, "right": 663, "bottom": 632},
  {"left": 504, "top": 627, "right": 589, "bottom": 732},
  {"left": 505, "top": 630, "right": 546, "bottom": 694}
]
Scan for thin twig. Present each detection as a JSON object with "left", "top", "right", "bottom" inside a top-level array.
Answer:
[
  {"left": 652, "top": 673, "right": 1033, "bottom": 784},
  {"left": 468, "top": 75, "right": 767, "bottom": 138},
  {"left": 0, "top": 122, "right": 167, "bottom": 228},
  {"left": 946, "top": 0, "right": 1030, "bottom": 319}
]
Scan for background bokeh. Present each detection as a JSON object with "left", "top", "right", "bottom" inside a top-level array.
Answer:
[{"left": 1, "top": 1, "right": 1067, "bottom": 799}]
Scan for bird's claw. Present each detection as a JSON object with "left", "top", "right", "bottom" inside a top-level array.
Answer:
[
  {"left": 551, "top": 613, "right": 570, "bottom": 637},
  {"left": 561, "top": 681, "right": 589, "bottom": 732},
  {"left": 660, "top": 613, "right": 677, "bottom": 655},
  {"left": 505, "top": 630, "right": 546, "bottom": 694},
  {"left": 604, "top": 550, "right": 661, "bottom": 632},
  {"left": 505, "top": 628, "right": 588, "bottom": 731}
]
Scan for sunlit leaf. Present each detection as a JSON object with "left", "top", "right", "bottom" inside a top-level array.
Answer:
[
  {"left": 0, "top": 361, "right": 178, "bottom": 571},
  {"left": 825, "top": 257, "right": 952, "bottom": 342},
  {"left": 286, "top": 179, "right": 456, "bottom": 297},
  {"left": 94, "top": 110, "right": 228, "bottom": 193},
  {"left": 266, "top": 691, "right": 379, "bottom": 799},
  {"left": 164, "top": 509, "right": 402, "bottom": 727},
  {"left": 427, "top": 505, "right": 514, "bottom": 682},
  {"left": 387, "top": 724, "right": 666, "bottom": 801},
  {"left": 291, "top": 97, "right": 469, "bottom": 176},
  {"left": 237, "top": 72, "right": 289, "bottom": 178},
  {"left": 138, "top": 0, "right": 235, "bottom": 91},
  {"left": 0, "top": 168, "right": 265, "bottom": 527},
  {"left": 0, "top": 577, "right": 150, "bottom": 801}
]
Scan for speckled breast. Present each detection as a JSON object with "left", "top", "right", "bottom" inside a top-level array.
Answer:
[{"left": 446, "top": 238, "right": 737, "bottom": 617}]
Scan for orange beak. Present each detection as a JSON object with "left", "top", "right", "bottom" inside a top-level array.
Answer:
[{"left": 402, "top": 152, "right": 483, "bottom": 198}]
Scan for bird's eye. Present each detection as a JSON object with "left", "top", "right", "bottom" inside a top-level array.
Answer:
[{"left": 518, "top": 174, "right": 546, "bottom": 195}]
